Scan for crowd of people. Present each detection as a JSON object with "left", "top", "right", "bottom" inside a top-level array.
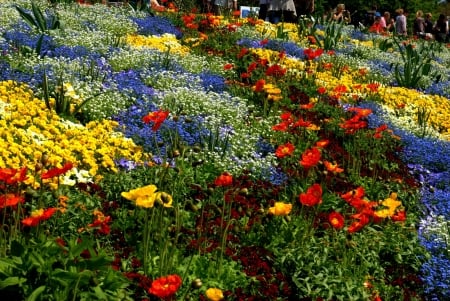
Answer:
[{"left": 196, "top": 0, "right": 449, "bottom": 42}]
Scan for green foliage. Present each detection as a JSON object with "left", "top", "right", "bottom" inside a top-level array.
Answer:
[
  {"left": 392, "top": 37, "right": 441, "bottom": 88},
  {"left": 314, "top": 20, "right": 344, "bottom": 51},
  {"left": 0, "top": 235, "right": 131, "bottom": 300},
  {"left": 15, "top": 1, "right": 61, "bottom": 55}
]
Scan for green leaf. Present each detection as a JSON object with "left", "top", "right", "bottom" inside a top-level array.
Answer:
[
  {"left": 0, "top": 277, "right": 26, "bottom": 289},
  {"left": 26, "top": 285, "right": 46, "bottom": 301},
  {"left": 31, "top": 2, "right": 47, "bottom": 32}
]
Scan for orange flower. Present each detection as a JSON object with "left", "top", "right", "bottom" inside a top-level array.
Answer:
[
  {"left": 324, "top": 161, "right": 344, "bottom": 173},
  {"left": 299, "top": 147, "right": 321, "bottom": 169},
  {"left": 328, "top": 211, "right": 345, "bottom": 229},
  {"left": 268, "top": 202, "right": 293, "bottom": 216},
  {"left": 299, "top": 183, "right": 322, "bottom": 206},
  {"left": 275, "top": 142, "right": 295, "bottom": 158},
  {"left": 214, "top": 172, "right": 233, "bottom": 187},
  {"left": 315, "top": 139, "right": 329, "bottom": 148},
  {"left": 148, "top": 274, "right": 182, "bottom": 299},
  {"left": 22, "top": 208, "right": 58, "bottom": 227}
]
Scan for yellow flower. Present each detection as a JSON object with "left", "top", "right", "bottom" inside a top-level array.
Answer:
[
  {"left": 121, "top": 185, "right": 158, "bottom": 208},
  {"left": 268, "top": 202, "right": 292, "bottom": 216},
  {"left": 156, "top": 191, "right": 173, "bottom": 208},
  {"left": 375, "top": 192, "right": 402, "bottom": 218},
  {"left": 205, "top": 288, "right": 224, "bottom": 301}
]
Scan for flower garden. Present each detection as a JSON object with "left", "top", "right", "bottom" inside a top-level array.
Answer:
[{"left": 0, "top": 1, "right": 450, "bottom": 300}]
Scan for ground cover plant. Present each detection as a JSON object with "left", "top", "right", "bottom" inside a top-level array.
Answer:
[{"left": 0, "top": 1, "right": 450, "bottom": 300}]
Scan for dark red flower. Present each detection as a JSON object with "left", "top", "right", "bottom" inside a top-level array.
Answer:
[{"left": 148, "top": 274, "right": 182, "bottom": 299}]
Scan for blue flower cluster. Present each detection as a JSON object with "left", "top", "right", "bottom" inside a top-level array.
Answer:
[
  {"left": 237, "top": 38, "right": 305, "bottom": 59},
  {"left": 357, "top": 101, "right": 450, "bottom": 300},
  {"left": 130, "top": 16, "right": 182, "bottom": 38}
]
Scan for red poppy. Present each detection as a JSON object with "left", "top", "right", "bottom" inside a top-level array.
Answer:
[
  {"left": 148, "top": 274, "right": 182, "bottom": 299},
  {"left": 299, "top": 183, "right": 322, "bottom": 206},
  {"left": 214, "top": 172, "right": 233, "bottom": 187},
  {"left": 328, "top": 212, "right": 345, "bottom": 229},
  {"left": 22, "top": 207, "right": 58, "bottom": 227},
  {"left": 0, "top": 167, "right": 28, "bottom": 184},
  {"left": 0, "top": 193, "right": 25, "bottom": 209},
  {"left": 317, "top": 86, "right": 327, "bottom": 94},
  {"left": 41, "top": 163, "right": 74, "bottom": 180},
  {"left": 299, "top": 147, "right": 321, "bottom": 169},
  {"left": 275, "top": 142, "right": 295, "bottom": 158},
  {"left": 142, "top": 109, "right": 170, "bottom": 131}
]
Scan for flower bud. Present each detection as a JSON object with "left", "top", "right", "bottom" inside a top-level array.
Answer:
[{"left": 191, "top": 278, "right": 202, "bottom": 289}]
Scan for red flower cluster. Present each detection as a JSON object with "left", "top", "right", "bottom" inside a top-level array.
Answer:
[
  {"left": 299, "top": 183, "right": 322, "bottom": 206},
  {"left": 340, "top": 187, "right": 380, "bottom": 233},
  {"left": 304, "top": 48, "right": 324, "bottom": 60},
  {"left": 142, "top": 109, "right": 170, "bottom": 131},
  {"left": 0, "top": 167, "right": 27, "bottom": 185},
  {"left": 148, "top": 274, "right": 182, "bottom": 299},
  {"left": 339, "top": 107, "right": 372, "bottom": 134},
  {"left": 88, "top": 210, "right": 112, "bottom": 235}
]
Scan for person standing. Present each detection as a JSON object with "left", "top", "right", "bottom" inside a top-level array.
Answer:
[
  {"left": 424, "top": 13, "right": 434, "bottom": 37},
  {"left": 258, "top": 0, "right": 269, "bottom": 21},
  {"left": 395, "top": 8, "right": 407, "bottom": 36},
  {"left": 413, "top": 10, "right": 426, "bottom": 37},
  {"left": 268, "top": 0, "right": 297, "bottom": 24},
  {"left": 433, "top": 14, "right": 449, "bottom": 42},
  {"left": 213, "top": 0, "right": 237, "bottom": 16},
  {"left": 332, "top": 3, "right": 351, "bottom": 24}
]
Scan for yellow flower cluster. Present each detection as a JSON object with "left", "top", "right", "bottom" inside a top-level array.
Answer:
[
  {"left": 379, "top": 86, "right": 450, "bottom": 139},
  {"left": 126, "top": 33, "right": 190, "bottom": 56},
  {"left": 0, "top": 80, "right": 150, "bottom": 182}
]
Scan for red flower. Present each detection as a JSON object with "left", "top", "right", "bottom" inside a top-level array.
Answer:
[
  {"left": 275, "top": 142, "right": 295, "bottom": 158},
  {"left": 366, "top": 82, "right": 380, "bottom": 92},
  {"left": 265, "top": 64, "right": 286, "bottom": 77},
  {"left": 88, "top": 210, "right": 112, "bottom": 235},
  {"left": 347, "top": 213, "right": 370, "bottom": 233},
  {"left": 142, "top": 109, "right": 170, "bottom": 131},
  {"left": 0, "top": 167, "right": 27, "bottom": 184},
  {"left": 237, "top": 48, "right": 249, "bottom": 59},
  {"left": 22, "top": 207, "right": 58, "bottom": 227},
  {"left": 214, "top": 172, "right": 233, "bottom": 187},
  {"left": 0, "top": 194, "right": 25, "bottom": 209},
  {"left": 304, "top": 48, "right": 324, "bottom": 60},
  {"left": 224, "top": 63, "right": 234, "bottom": 70},
  {"left": 315, "top": 139, "right": 329, "bottom": 148},
  {"left": 253, "top": 79, "right": 265, "bottom": 92},
  {"left": 41, "top": 163, "right": 74, "bottom": 180},
  {"left": 259, "top": 39, "right": 269, "bottom": 46},
  {"left": 299, "top": 147, "right": 321, "bottom": 169},
  {"left": 148, "top": 274, "right": 182, "bottom": 299},
  {"left": 317, "top": 86, "right": 327, "bottom": 94},
  {"left": 328, "top": 212, "right": 345, "bottom": 229},
  {"left": 299, "top": 183, "right": 322, "bottom": 206},
  {"left": 391, "top": 210, "right": 406, "bottom": 222}
]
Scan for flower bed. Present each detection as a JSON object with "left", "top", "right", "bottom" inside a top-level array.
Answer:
[{"left": 0, "top": 1, "right": 449, "bottom": 300}]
